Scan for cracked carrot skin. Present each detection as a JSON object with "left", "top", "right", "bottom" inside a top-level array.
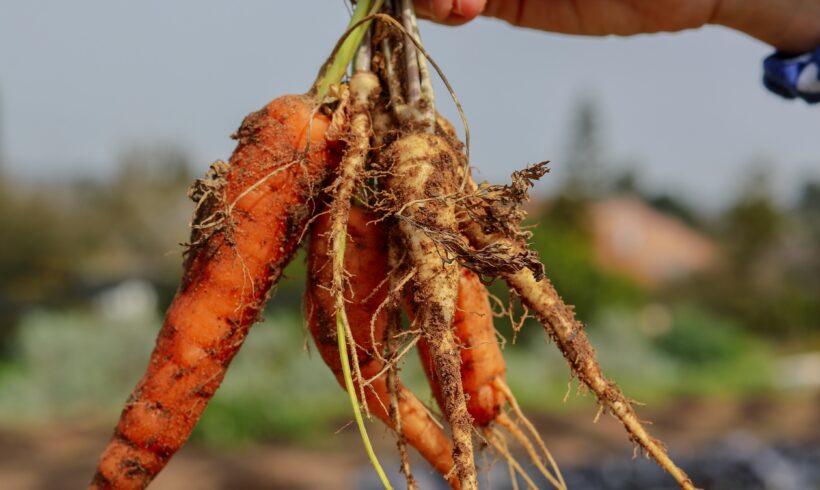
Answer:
[
  {"left": 91, "top": 94, "right": 340, "bottom": 490},
  {"left": 305, "top": 207, "right": 457, "bottom": 486},
  {"left": 418, "top": 268, "right": 506, "bottom": 427},
  {"left": 384, "top": 132, "right": 478, "bottom": 490}
]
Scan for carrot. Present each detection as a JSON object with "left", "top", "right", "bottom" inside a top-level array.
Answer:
[
  {"left": 305, "top": 206, "right": 458, "bottom": 487},
  {"left": 459, "top": 183, "right": 697, "bottom": 490},
  {"left": 91, "top": 94, "right": 340, "bottom": 490},
  {"left": 324, "top": 69, "right": 381, "bottom": 418},
  {"left": 417, "top": 269, "right": 568, "bottom": 489},
  {"left": 417, "top": 269, "right": 506, "bottom": 427},
  {"left": 433, "top": 102, "right": 695, "bottom": 487},
  {"left": 383, "top": 132, "right": 478, "bottom": 490}
]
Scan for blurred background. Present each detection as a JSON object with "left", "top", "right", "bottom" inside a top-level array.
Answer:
[{"left": 1, "top": 1, "right": 819, "bottom": 489}]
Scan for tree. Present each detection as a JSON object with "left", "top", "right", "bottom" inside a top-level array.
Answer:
[
  {"left": 562, "top": 96, "right": 605, "bottom": 200},
  {"left": 723, "top": 166, "right": 783, "bottom": 273},
  {"left": 797, "top": 179, "right": 820, "bottom": 236}
]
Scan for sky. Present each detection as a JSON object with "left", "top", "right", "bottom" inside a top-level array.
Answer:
[{"left": 0, "top": 0, "right": 818, "bottom": 209}]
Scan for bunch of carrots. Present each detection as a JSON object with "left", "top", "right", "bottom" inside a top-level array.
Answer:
[{"left": 90, "top": 2, "right": 699, "bottom": 489}]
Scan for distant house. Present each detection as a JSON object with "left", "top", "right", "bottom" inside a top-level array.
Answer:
[{"left": 589, "top": 196, "right": 719, "bottom": 287}]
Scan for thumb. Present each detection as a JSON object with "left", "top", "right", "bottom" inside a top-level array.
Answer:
[{"left": 415, "top": 0, "right": 487, "bottom": 24}]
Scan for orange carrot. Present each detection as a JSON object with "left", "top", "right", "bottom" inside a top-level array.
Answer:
[
  {"left": 418, "top": 270, "right": 569, "bottom": 489},
  {"left": 305, "top": 206, "right": 457, "bottom": 487},
  {"left": 417, "top": 269, "right": 506, "bottom": 427},
  {"left": 91, "top": 94, "right": 340, "bottom": 490}
]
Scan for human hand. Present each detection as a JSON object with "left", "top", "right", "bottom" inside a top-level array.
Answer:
[{"left": 415, "top": 0, "right": 820, "bottom": 53}]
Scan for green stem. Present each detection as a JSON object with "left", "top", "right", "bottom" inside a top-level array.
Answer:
[
  {"left": 336, "top": 235, "right": 394, "bottom": 490},
  {"left": 315, "top": 0, "right": 382, "bottom": 99},
  {"left": 318, "top": 4, "right": 391, "bottom": 487}
]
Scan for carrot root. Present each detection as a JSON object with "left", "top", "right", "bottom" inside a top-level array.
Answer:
[
  {"left": 495, "top": 379, "right": 567, "bottom": 490},
  {"left": 460, "top": 202, "right": 698, "bottom": 490},
  {"left": 386, "top": 233, "right": 420, "bottom": 490},
  {"left": 306, "top": 206, "right": 458, "bottom": 488},
  {"left": 418, "top": 267, "right": 567, "bottom": 490},
  {"left": 91, "top": 94, "right": 338, "bottom": 490},
  {"left": 327, "top": 70, "right": 382, "bottom": 417},
  {"left": 384, "top": 133, "right": 478, "bottom": 490}
]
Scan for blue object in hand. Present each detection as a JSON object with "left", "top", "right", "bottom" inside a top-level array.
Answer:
[{"left": 763, "top": 47, "right": 820, "bottom": 103}]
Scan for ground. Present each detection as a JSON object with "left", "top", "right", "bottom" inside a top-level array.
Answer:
[{"left": 2, "top": 395, "right": 817, "bottom": 489}]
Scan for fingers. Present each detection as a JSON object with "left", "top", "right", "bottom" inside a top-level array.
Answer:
[
  {"left": 415, "top": 0, "right": 453, "bottom": 21},
  {"left": 415, "top": 0, "right": 487, "bottom": 25}
]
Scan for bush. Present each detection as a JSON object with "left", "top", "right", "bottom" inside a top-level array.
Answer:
[
  {"left": 0, "top": 308, "right": 353, "bottom": 445},
  {"left": 653, "top": 306, "right": 749, "bottom": 365}
]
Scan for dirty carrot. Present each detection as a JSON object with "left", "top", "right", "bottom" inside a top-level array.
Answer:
[
  {"left": 325, "top": 68, "right": 381, "bottom": 414},
  {"left": 417, "top": 268, "right": 567, "bottom": 489},
  {"left": 459, "top": 186, "right": 697, "bottom": 490},
  {"left": 418, "top": 269, "right": 506, "bottom": 426},
  {"left": 383, "top": 132, "right": 478, "bottom": 490},
  {"left": 305, "top": 206, "right": 458, "bottom": 488},
  {"left": 91, "top": 95, "right": 339, "bottom": 490}
]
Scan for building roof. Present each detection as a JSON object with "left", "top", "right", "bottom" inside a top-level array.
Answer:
[{"left": 589, "top": 196, "right": 719, "bottom": 287}]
